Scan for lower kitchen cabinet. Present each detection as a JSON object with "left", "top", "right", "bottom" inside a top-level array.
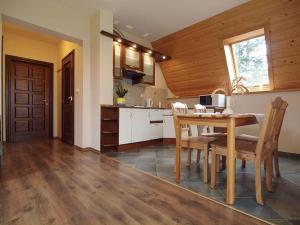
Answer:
[
  {"left": 101, "top": 106, "right": 164, "bottom": 151},
  {"left": 150, "top": 123, "right": 163, "bottom": 140},
  {"left": 131, "top": 109, "right": 150, "bottom": 143},
  {"left": 119, "top": 108, "right": 132, "bottom": 145}
]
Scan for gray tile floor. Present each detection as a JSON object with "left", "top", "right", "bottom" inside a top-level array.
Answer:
[{"left": 106, "top": 144, "right": 300, "bottom": 225}]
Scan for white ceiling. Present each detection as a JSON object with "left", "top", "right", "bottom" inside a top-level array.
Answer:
[{"left": 54, "top": 0, "right": 249, "bottom": 41}]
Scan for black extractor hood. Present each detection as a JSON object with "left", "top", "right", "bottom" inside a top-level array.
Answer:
[{"left": 123, "top": 69, "right": 145, "bottom": 85}]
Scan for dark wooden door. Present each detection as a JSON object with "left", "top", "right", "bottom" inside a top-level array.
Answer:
[
  {"left": 61, "top": 51, "right": 74, "bottom": 145},
  {"left": 6, "top": 56, "right": 53, "bottom": 142}
]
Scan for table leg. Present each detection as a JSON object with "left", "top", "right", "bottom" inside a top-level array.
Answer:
[
  {"left": 175, "top": 121, "right": 181, "bottom": 183},
  {"left": 226, "top": 118, "right": 236, "bottom": 205}
]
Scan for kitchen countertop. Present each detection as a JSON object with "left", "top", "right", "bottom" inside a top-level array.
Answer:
[
  {"left": 101, "top": 104, "right": 170, "bottom": 109},
  {"left": 101, "top": 104, "right": 225, "bottom": 111}
]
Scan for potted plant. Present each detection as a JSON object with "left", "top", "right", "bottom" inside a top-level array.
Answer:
[{"left": 115, "top": 81, "right": 128, "bottom": 105}]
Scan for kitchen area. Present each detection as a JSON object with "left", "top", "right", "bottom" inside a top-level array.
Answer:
[
  {"left": 100, "top": 30, "right": 225, "bottom": 152},
  {"left": 99, "top": 26, "right": 300, "bottom": 224}
]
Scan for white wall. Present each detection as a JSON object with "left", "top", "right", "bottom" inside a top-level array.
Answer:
[
  {"left": 232, "top": 91, "right": 300, "bottom": 154},
  {"left": 90, "top": 10, "right": 114, "bottom": 150},
  {"left": 0, "top": 0, "right": 91, "bottom": 147}
]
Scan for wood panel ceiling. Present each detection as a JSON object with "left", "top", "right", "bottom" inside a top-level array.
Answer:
[{"left": 152, "top": 0, "right": 300, "bottom": 97}]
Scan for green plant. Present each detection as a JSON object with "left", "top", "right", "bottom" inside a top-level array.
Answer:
[{"left": 115, "top": 81, "right": 128, "bottom": 98}]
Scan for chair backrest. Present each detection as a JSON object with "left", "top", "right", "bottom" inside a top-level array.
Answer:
[
  {"left": 194, "top": 104, "right": 207, "bottom": 113},
  {"left": 171, "top": 102, "right": 191, "bottom": 137},
  {"left": 274, "top": 101, "right": 288, "bottom": 142},
  {"left": 194, "top": 104, "right": 207, "bottom": 135},
  {"left": 255, "top": 97, "right": 287, "bottom": 158}
]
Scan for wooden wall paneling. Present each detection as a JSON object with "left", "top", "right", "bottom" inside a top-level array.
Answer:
[{"left": 152, "top": 0, "right": 300, "bottom": 97}]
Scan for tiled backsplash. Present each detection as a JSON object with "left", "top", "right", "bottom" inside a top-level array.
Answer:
[{"left": 113, "top": 79, "right": 168, "bottom": 107}]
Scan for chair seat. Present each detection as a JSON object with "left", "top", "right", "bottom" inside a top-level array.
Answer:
[
  {"left": 210, "top": 137, "right": 257, "bottom": 159},
  {"left": 181, "top": 136, "right": 216, "bottom": 149},
  {"left": 236, "top": 134, "right": 258, "bottom": 143},
  {"left": 201, "top": 132, "right": 227, "bottom": 137}
]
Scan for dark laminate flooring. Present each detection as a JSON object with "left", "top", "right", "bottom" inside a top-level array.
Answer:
[{"left": 0, "top": 139, "right": 267, "bottom": 225}]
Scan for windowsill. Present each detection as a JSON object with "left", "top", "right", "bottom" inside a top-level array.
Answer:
[
  {"left": 167, "top": 88, "right": 300, "bottom": 100},
  {"left": 232, "top": 87, "right": 300, "bottom": 95}
]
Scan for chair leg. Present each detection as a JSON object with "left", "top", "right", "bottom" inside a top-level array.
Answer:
[
  {"left": 203, "top": 145, "right": 209, "bottom": 183},
  {"left": 216, "top": 155, "right": 220, "bottom": 173},
  {"left": 242, "top": 159, "right": 246, "bottom": 168},
  {"left": 274, "top": 147, "right": 280, "bottom": 177},
  {"left": 211, "top": 149, "right": 217, "bottom": 188},
  {"left": 254, "top": 160, "right": 264, "bottom": 205},
  {"left": 221, "top": 156, "right": 226, "bottom": 170},
  {"left": 266, "top": 156, "right": 274, "bottom": 192},
  {"left": 196, "top": 150, "right": 201, "bottom": 165},
  {"left": 186, "top": 148, "right": 192, "bottom": 167},
  {"left": 174, "top": 145, "right": 182, "bottom": 173}
]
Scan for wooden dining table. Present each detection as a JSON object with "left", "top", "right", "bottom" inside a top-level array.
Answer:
[{"left": 175, "top": 113, "right": 258, "bottom": 205}]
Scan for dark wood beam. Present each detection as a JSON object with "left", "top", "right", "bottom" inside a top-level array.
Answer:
[{"left": 100, "top": 30, "right": 171, "bottom": 63}]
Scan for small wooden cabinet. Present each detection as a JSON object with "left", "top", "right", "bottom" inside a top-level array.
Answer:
[
  {"left": 142, "top": 53, "right": 155, "bottom": 85},
  {"left": 123, "top": 46, "right": 142, "bottom": 71},
  {"left": 100, "top": 106, "right": 119, "bottom": 151},
  {"left": 113, "top": 43, "right": 155, "bottom": 85},
  {"left": 113, "top": 43, "right": 122, "bottom": 79}
]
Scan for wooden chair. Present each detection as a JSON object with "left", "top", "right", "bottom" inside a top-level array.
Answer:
[
  {"left": 194, "top": 104, "right": 226, "bottom": 171},
  {"left": 236, "top": 101, "right": 288, "bottom": 177},
  {"left": 210, "top": 97, "right": 287, "bottom": 205},
  {"left": 172, "top": 102, "right": 215, "bottom": 183}
]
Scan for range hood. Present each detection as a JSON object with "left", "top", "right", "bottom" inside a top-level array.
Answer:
[{"left": 123, "top": 68, "right": 145, "bottom": 85}]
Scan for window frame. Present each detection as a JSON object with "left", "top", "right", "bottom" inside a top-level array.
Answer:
[{"left": 223, "top": 25, "right": 274, "bottom": 93}]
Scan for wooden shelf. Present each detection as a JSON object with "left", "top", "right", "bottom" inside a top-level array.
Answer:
[
  {"left": 100, "top": 30, "right": 171, "bottom": 63},
  {"left": 101, "top": 106, "right": 119, "bottom": 152},
  {"left": 102, "top": 131, "right": 118, "bottom": 134},
  {"left": 102, "top": 118, "right": 118, "bottom": 121},
  {"left": 102, "top": 144, "right": 118, "bottom": 147}
]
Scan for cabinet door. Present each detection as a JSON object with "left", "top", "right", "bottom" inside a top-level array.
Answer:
[
  {"left": 149, "top": 109, "right": 163, "bottom": 121},
  {"left": 124, "top": 47, "right": 142, "bottom": 70},
  {"left": 143, "top": 53, "right": 155, "bottom": 85},
  {"left": 113, "top": 43, "right": 122, "bottom": 79},
  {"left": 119, "top": 108, "right": 132, "bottom": 144},
  {"left": 163, "top": 116, "right": 176, "bottom": 138},
  {"left": 163, "top": 116, "right": 189, "bottom": 138},
  {"left": 150, "top": 123, "right": 163, "bottom": 140},
  {"left": 131, "top": 109, "right": 150, "bottom": 142}
]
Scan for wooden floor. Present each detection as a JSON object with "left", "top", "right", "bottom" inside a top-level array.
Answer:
[{"left": 0, "top": 139, "right": 268, "bottom": 225}]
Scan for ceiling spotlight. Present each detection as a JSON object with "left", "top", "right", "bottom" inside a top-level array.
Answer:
[
  {"left": 162, "top": 55, "right": 166, "bottom": 60},
  {"left": 148, "top": 50, "right": 152, "bottom": 54},
  {"left": 117, "top": 38, "right": 122, "bottom": 43},
  {"left": 143, "top": 33, "right": 150, "bottom": 37},
  {"left": 132, "top": 44, "right": 137, "bottom": 48}
]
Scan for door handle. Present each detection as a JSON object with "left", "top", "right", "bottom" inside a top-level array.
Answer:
[
  {"left": 68, "top": 96, "right": 73, "bottom": 102},
  {"left": 42, "top": 99, "right": 48, "bottom": 106}
]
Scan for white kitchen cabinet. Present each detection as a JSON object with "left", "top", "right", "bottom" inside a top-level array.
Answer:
[
  {"left": 150, "top": 123, "right": 163, "bottom": 139},
  {"left": 149, "top": 109, "right": 163, "bottom": 121},
  {"left": 119, "top": 108, "right": 132, "bottom": 144},
  {"left": 163, "top": 115, "right": 175, "bottom": 138},
  {"left": 131, "top": 109, "right": 150, "bottom": 143},
  {"left": 163, "top": 115, "right": 198, "bottom": 138}
]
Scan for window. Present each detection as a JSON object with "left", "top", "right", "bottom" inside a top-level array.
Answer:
[{"left": 224, "top": 28, "right": 272, "bottom": 92}]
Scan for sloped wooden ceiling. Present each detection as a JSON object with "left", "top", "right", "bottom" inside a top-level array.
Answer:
[{"left": 152, "top": 0, "right": 300, "bottom": 97}]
